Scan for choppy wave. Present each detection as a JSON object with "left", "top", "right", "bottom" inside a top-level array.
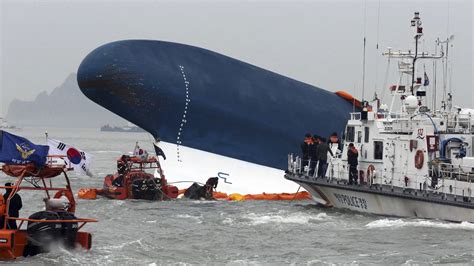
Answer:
[
  {"left": 366, "top": 219, "right": 474, "bottom": 230},
  {"left": 176, "top": 214, "right": 203, "bottom": 224},
  {"left": 244, "top": 212, "right": 329, "bottom": 225}
]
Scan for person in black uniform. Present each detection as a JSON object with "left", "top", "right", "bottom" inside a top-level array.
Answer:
[
  {"left": 308, "top": 135, "right": 319, "bottom": 176},
  {"left": 316, "top": 138, "right": 334, "bottom": 178},
  {"left": 3, "top": 182, "right": 22, "bottom": 229},
  {"left": 300, "top": 133, "right": 313, "bottom": 168},
  {"left": 347, "top": 143, "right": 359, "bottom": 185}
]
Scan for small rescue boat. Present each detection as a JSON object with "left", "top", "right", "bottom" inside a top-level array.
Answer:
[
  {"left": 0, "top": 156, "right": 97, "bottom": 260},
  {"left": 99, "top": 155, "right": 179, "bottom": 200}
]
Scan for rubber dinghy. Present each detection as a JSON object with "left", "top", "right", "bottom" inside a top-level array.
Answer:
[{"left": 77, "top": 40, "right": 355, "bottom": 170}]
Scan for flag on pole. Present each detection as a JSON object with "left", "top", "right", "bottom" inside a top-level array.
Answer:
[
  {"left": 423, "top": 72, "right": 430, "bottom": 86},
  {"left": 133, "top": 142, "right": 148, "bottom": 160},
  {"left": 47, "top": 138, "right": 93, "bottom": 177},
  {"left": 153, "top": 143, "right": 166, "bottom": 160},
  {"left": 0, "top": 130, "right": 49, "bottom": 167}
]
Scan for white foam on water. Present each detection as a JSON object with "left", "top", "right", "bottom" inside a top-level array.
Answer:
[
  {"left": 176, "top": 214, "right": 203, "bottom": 224},
  {"left": 366, "top": 219, "right": 474, "bottom": 230},
  {"left": 244, "top": 212, "right": 329, "bottom": 225},
  {"left": 222, "top": 217, "right": 234, "bottom": 225}
]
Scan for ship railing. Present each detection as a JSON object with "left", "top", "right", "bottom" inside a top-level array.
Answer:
[
  {"left": 429, "top": 162, "right": 473, "bottom": 200},
  {"left": 446, "top": 114, "right": 473, "bottom": 133},
  {"left": 350, "top": 112, "right": 361, "bottom": 121}
]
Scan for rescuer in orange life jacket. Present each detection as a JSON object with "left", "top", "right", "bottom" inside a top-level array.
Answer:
[{"left": 2, "top": 182, "right": 22, "bottom": 229}]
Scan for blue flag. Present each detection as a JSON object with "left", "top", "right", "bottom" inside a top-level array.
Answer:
[
  {"left": 0, "top": 131, "right": 49, "bottom": 167},
  {"left": 423, "top": 72, "right": 430, "bottom": 86}
]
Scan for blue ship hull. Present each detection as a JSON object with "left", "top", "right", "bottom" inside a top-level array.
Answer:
[{"left": 77, "top": 40, "right": 353, "bottom": 169}]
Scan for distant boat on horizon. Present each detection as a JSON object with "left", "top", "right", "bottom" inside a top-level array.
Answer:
[
  {"left": 100, "top": 124, "right": 145, "bottom": 133},
  {"left": 0, "top": 117, "right": 16, "bottom": 130}
]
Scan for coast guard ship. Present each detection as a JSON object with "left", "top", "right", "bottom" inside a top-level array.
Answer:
[{"left": 285, "top": 12, "right": 473, "bottom": 222}]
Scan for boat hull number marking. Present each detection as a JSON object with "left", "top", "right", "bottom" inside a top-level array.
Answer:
[{"left": 333, "top": 193, "right": 368, "bottom": 209}]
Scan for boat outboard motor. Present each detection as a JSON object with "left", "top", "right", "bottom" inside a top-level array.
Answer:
[
  {"left": 184, "top": 182, "right": 214, "bottom": 200},
  {"left": 131, "top": 179, "right": 161, "bottom": 200},
  {"left": 56, "top": 211, "right": 79, "bottom": 248},
  {"left": 25, "top": 211, "right": 62, "bottom": 256},
  {"left": 184, "top": 183, "right": 204, "bottom": 200}
]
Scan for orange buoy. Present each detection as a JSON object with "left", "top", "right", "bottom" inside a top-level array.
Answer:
[{"left": 78, "top": 188, "right": 98, "bottom": 200}]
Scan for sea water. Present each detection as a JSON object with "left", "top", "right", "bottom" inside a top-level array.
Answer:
[{"left": 2, "top": 128, "right": 473, "bottom": 265}]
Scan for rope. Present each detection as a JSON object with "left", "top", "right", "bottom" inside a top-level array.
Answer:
[{"left": 290, "top": 185, "right": 302, "bottom": 202}]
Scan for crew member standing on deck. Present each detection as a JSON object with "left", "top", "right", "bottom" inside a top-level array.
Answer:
[
  {"left": 300, "top": 133, "right": 313, "bottom": 168},
  {"left": 316, "top": 138, "right": 333, "bottom": 178},
  {"left": 3, "top": 183, "right": 22, "bottom": 229},
  {"left": 308, "top": 135, "right": 320, "bottom": 176},
  {"left": 347, "top": 143, "right": 359, "bottom": 185}
]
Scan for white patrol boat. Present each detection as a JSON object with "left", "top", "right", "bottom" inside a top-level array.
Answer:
[{"left": 285, "top": 12, "right": 473, "bottom": 223}]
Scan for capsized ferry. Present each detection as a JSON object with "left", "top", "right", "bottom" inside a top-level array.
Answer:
[{"left": 285, "top": 12, "right": 473, "bottom": 223}]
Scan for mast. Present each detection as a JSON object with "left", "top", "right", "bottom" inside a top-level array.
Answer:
[
  {"left": 361, "top": 0, "right": 367, "bottom": 103},
  {"left": 410, "top": 12, "right": 423, "bottom": 95}
]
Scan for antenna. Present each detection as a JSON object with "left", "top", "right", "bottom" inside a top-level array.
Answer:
[
  {"left": 361, "top": 0, "right": 367, "bottom": 103},
  {"left": 410, "top": 12, "right": 423, "bottom": 95},
  {"left": 374, "top": 0, "right": 381, "bottom": 98}
]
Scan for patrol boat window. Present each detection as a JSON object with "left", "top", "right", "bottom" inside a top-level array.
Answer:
[
  {"left": 364, "top": 127, "right": 370, "bottom": 143},
  {"left": 374, "top": 141, "right": 383, "bottom": 160},
  {"left": 346, "top": 126, "right": 355, "bottom": 142}
]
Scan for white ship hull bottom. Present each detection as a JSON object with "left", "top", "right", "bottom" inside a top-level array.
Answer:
[{"left": 297, "top": 182, "right": 474, "bottom": 223}]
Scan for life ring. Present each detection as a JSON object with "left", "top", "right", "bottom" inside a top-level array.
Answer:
[
  {"left": 414, "top": 150, "right": 424, "bottom": 169},
  {"left": 54, "top": 190, "right": 76, "bottom": 213},
  {"left": 367, "top": 165, "right": 376, "bottom": 185}
]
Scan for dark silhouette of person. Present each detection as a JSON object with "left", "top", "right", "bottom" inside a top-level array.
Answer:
[
  {"left": 205, "top": 177, "right": 219, "bottom": 189},
  {"left": 3, "top": 182, "right": 22, "bottom": 229},
  {"left": 300, "top": 133, "right": 314, "bottom": 170},
  {"left": 308, "top": 135, "right": 320, "bottom": 176},
  {"left": 347, "top": 143, "right": 359, "bottom": 185},
  {"left": 316, "top": 138, "right": 334, "bottom": 178},
  {"left": 113, "top": 157, "right": 129, "bottom": 187}
]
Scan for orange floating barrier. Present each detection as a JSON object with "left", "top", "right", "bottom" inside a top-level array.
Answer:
[
  {"left": 226, "top": 191, "right": 311, "bottom": 201},
  {"left": 178, "top": 189, "right": 187, "bottom": 196},
  {"left": 78, "top": 188, "right": 97, "bottom": 200},
  {"left": 212, "top": 191, "right": 228, "bottom": 199}
]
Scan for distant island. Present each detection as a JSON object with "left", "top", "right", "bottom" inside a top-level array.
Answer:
[{"left": 5, "top": 73, "right": 127, "bottom": 128}]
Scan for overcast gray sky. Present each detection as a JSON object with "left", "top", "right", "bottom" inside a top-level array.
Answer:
[{"left": 1, "top": 0, "right": 472, "bottom": 116}]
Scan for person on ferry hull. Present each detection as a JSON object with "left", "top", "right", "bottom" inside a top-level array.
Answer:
[
  {"left": 347, "top": 143, "right": 359, "bottom": 185},
  {"left": 316, "top": 138, "right": 333, "bottom": 178}
]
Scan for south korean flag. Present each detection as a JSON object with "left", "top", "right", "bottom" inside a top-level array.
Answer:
[{"left": 47, "top": 138, "right": 93, "bottom": 177}]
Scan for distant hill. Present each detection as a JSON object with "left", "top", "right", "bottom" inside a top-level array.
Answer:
[{"left": 6, "top": 73, "right": 126, "bottom": 128}]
